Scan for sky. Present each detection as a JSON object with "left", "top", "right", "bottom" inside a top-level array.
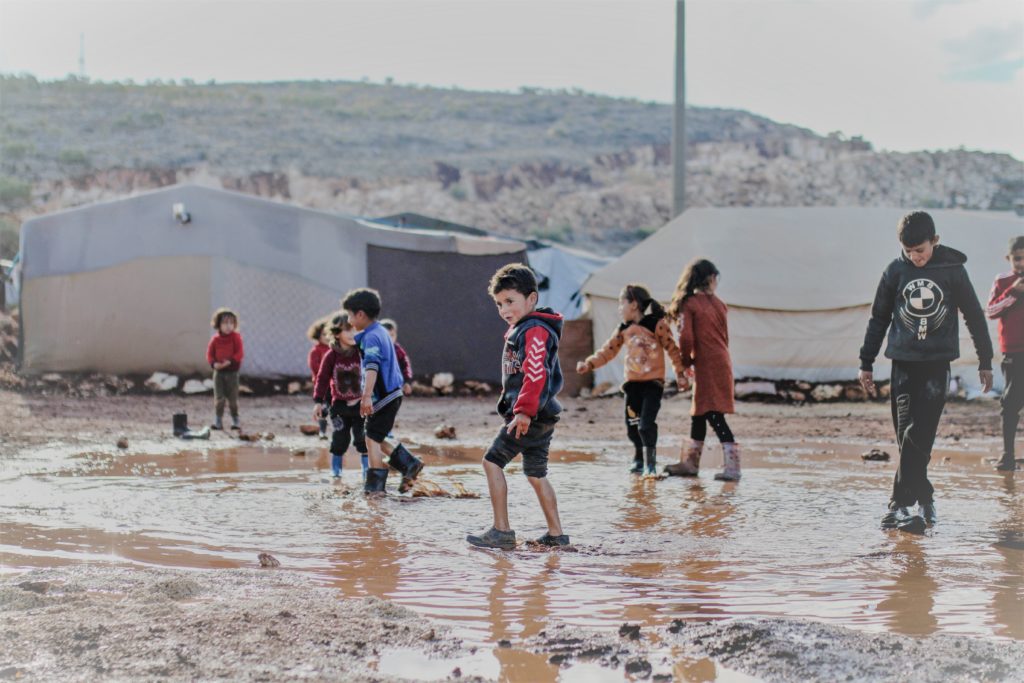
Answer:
[{"left": 1, "top": 0, "right": 1022, "bottom": 159}]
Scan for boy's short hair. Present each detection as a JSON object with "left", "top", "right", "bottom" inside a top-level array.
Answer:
[
  {"left": 489, "top": 263, "right": 538, "bottom": 297},
  {"left": 341, "top": 288, "right": 382, "bottom": 319},
  {"left": 1009, "top": 236, "right": 1024, "bottom": 253},
  {"left": 898, "top": 211, "right": 936, "bottom": 247},
  {"left": 211, "top": 307, "right": 238, "bottom": 329},
  {"left": 379, "top": 318, "right": 397, "bottom": 332}
]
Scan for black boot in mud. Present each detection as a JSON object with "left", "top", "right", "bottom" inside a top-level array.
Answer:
[
  {"left": 532, "top": 533, "right": 571, "bottom": 547},
  {"left": 466, "top": 527, "right": 516, "bottom": 550},
  {"left": 881, "top": 507, "right": 912, "bottom": 529},
  {"left": 629, "top": 451, "right": 644, "bottom": 475},
  {"left": 995, "top": 455, "right": 1017, "bottom": 472},
  {"left": 919, "top": 502, "right": 937, "bottom": 525},
  {"left": 643, "top": 447, "right": 657, "bottom": 477},
  {"left": 364, "top": 467, "right": 389, "bottom": 495},
  {"left": 173, "top": 413, "right": 189, "bottom": 437},
  {"left": 388, "top": 444, "right": 424, "bottom": 493}
]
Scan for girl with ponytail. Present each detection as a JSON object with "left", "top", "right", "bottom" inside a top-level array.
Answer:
[
  {"left": 577, "top": 283, "right": 687, "bottom": 476},
  {"left": 665, "top": 258, "right": 741, "bottom": 481}
]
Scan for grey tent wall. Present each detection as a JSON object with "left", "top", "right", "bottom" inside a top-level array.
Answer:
[{"left": 367, "top": 245, "right": 529, "bottom": 382}]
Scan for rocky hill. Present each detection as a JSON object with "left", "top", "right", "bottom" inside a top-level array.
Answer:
[{"left": 1, "top": 75, "right": 1021, "bottom": 254}]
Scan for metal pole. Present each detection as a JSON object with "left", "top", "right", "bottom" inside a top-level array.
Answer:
[{"left": 672, "top": 0, "right": 686, "bottom": 217}]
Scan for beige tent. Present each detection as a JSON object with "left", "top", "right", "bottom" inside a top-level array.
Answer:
[
  {"left": 581, "top": 207, "right": 1022, "bottom": 390},
  {"left": 18, "top": 185, "right": 526, "bottom": 379}
]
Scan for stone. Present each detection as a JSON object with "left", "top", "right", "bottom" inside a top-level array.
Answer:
[
  {"left": 434, "top": 423, "right": 457, "bottom": 440},
  {"left": 116, "top": 436, "right": 129, "bottom": 449},
  {"left": 810, "top": 384, "right": 844, "bottom": 401},
  {"left": 432, "top": 373, "right": 454, "bottom": 395},
  {"left": 144, "top": 372, "right": 178, "bottom": 392},
  {"left": 257, "top": 552, "right": 280, "bottom": 568},
  {"left": 182, "top": 379, "right": 210, "bottom": 394},
  {"left": 287, "top": 381, "right": 301, "bottom": 395},
  {"left": 41, "top": 373, "right": 63, "bottom": 382},
  {"left": 735, "top": 381, "right": 776, "bottom": 398},
  {"left": 299, "top": 424, "right": 320, "bottom": 436}
]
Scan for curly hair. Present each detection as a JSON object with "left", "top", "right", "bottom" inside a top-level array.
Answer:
[
  {"left": 307, "top": 315, "right": 331, "bottom": 342},
  {"left": 211, "top": 307, "right": 239, "bottom": 329}
]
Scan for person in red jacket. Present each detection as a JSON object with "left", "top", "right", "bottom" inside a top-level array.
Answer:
[
  {"left": 380, "top": 319, "right": 414, "bottom": 396},
  {"left": 307, "top": 316, "right": 333, "bottom": 439},
  {"left": 987, "top": 236, "right": 1024, "bottom": 472},
  {"left": 206, "top": 308, "right": 244, "bottom": 431}
]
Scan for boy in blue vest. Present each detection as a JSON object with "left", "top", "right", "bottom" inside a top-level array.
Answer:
[
  {"left": 467, "top": 264, "right": 569, "bottom": 549},
  {"left": 858, "top": 211, "right": 993, "bottom": 531},
  {"left": 342, "top": 288, "right": 424, "bottom": 495}
]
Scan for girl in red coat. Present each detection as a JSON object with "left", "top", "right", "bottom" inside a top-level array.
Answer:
[
  {"left": 206, "top": 308, "right": 244, "bottom": 431},
  {"left": 665, "top": 259, "right": 740, "bottom": 481},
  {"left": 307, "top": 316, "right": 333, "bottom": 439}
]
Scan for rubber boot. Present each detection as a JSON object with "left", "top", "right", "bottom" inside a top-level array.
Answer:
[
  {"left": 211, "top": 415, "right": 223, "bottom": 430},
  {"left": 331, "top": 454, "right": 343, "bottom": 478},
  {"left": 628, "top": 449, "right": 644, "bottom": 475},
  {"left": 360, "top": 454, "right": 369, "bottom": 481},
  {"left": 715, "top": 442, "right": 741, "bottom": 481},
  {"left": 364, "top": 467, "right": 388, "bottom": 495},
  {"left": 388, "top": 443, "right": 424, "bottom": 493},
  {"left": 665, "top": 441, "right": 703, "bottom": 477},
  {"left": 230, "top": 415, "right": 240, "bottom": 431},
  {"left": 173, "top": 413, "right": 189, "bottom": 437},
  {"left": 644, "top": 447, "right": 658, "bottom": 476}
]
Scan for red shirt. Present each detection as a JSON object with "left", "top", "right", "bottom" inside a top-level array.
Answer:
[
  {"left": 206, "top": 331, "right": 244, "bottom": 371},
  {"left": 987, "top": 272, "right": 1024, "bottom": 354},
  {"left": 313, "top": 346, "right": 362, "bottom": 404},
  {"left": 308, "top": 342, "right": 330, "bottom": 385}
]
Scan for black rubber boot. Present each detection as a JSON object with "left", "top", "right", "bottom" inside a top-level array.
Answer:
[
  {"left": 172, "top": 413, "right": 189, "bottom": 437},
  {"left": 629, "top": 450, "right": 644, "bottom": 475},
  {"left": 644, "top": 447, "right": 657, "bottom": 476},
  {"left": 364, "top": 467, "right": 389, "bottom": 495},
  {"left": 388, "top": 444, "right": 424, "bottom": 493}
]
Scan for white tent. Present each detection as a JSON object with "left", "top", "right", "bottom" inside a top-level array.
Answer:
[
  {"left": 581, "top": 207, "right": 1022, "bottom": 389},
  {"left": 18, "top": 185, "right": 526, "bottom": 379},
  {"left": 528, "top": 243, "right": 612, "bottom": 319}
]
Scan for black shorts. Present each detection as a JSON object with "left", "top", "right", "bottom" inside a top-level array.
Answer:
[
  {"left": 484, "top": 419, "right": 556, "bottom": 479},
  {"left": 365, "top": 397, "right": 401, "bottom": 443}
]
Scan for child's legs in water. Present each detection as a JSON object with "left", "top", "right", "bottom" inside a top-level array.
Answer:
[{"left": 691, "top": 412, "right": 733, "bottom": 444}]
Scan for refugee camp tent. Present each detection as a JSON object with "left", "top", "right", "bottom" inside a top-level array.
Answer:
[
  {"left": 370, "top": 213, "right": 611, "bottom": 319},
  {"left": 582, "top": 207, "right": 1022, "bottom": 390},
  {"left": 18, "top": 185, "right": 527, "bottom": 380}
]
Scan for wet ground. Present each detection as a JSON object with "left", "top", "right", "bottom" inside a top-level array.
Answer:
[{"left": 2, "top": 424, "right": 1021, "bottom": 680}]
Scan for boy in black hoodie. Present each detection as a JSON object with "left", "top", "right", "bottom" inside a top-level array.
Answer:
[
  {"left": 859, "top": 211, "right": 994, "bottom": 530},
  {"left": 467, "top": 263, "right": 569, "bottom": 549}
]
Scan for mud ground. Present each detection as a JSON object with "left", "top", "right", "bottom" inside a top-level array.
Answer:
[{"left": 1, "top": 390, "right": 1020, "bottom": 681}]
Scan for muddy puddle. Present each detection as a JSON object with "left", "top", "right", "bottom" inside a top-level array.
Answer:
[{"left": 1, "top": 437, "right": 1021, "bottom": 680}]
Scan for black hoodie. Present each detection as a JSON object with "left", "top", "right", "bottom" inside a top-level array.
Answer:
[
  {"left": 497, "top": 308, "right": 565, "bottom": 422},
  {"left": 859, "top": 244, "right": 993, "bottom": 371}
]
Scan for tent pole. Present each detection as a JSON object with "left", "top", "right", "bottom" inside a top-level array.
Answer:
[{"left": 672, "top": 0, "right": 686, "bottom": 217}]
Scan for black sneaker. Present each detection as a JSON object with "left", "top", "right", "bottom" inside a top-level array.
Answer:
[
  {"left": 919, "top": 502, "right": 937, "bottom": 525},
  {"left": 881, "top": 507, "right": 912, "bottom": 529},
  {"left": 996, "top": 456, "right": 1017, "bottom": 472},
  {"left": 467, "top": 527, "right": 516, "bottom": 550},
  {"left": 532, "top": 533, "right": 570, "bottom": 547}
]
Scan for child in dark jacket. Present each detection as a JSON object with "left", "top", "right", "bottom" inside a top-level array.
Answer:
[
  {"left": 313, "top": 313, "right": 368, "bottom": 478},
  {"left": 206, "top": 307, "right": 244, "bottom": 431},
  {"left": 307, "top": 316, "right": 332, "bottom": 439},
  {"left": 467, "top": 263, "right": 569, "bottom": 550},
  {"left": 859, "top": 211, "right": 993, "bottom": 530},
  {"left": 577, "top": 283, "right": 686, "bottom": 476},
  {"left": 987, "top": 235, "right": 1024, "bottom": 472}
]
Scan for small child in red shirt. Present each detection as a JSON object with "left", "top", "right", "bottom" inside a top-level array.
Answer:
[
  {"left": 307, "top": 316, "right": 333, "bottom": 439},
  {"left": 987, "top": 235, "right": 1024, "bottom": 472},
  {"left": 206, "top": 308, "right": 244, "bottom": 431},
  {"left": 313, "top": 313, "right": 368, "bottom": 478}
]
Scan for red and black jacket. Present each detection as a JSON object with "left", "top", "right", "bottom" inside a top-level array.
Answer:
[
  {"left": 497, "top": 308, "right": 564, "bottom": 423},
  {"left": 987, "top": 271, "right": 1024, "bottom": 354},
  {"left": 206, "top": 331, "right": 244, "bottom": 372}
]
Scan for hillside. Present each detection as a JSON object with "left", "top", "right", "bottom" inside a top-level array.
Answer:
[{"left": 1, "top": 76, "right": 1021, "bottom": 254}]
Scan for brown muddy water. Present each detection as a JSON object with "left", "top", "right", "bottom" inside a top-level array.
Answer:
[{"left": 1, "top": 437, "right": 1021, "bottom": 680}]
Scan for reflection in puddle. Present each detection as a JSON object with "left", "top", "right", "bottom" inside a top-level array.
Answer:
[{"left": 1, "top": 439, "right": 1021, "bottom": 681}]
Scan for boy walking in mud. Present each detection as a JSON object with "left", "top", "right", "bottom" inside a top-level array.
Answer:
[
  {"left": 341, "top": 288, "right": 423, "bottom": 495},
  {"left": 859, "top": 211, "right": 993, "bottom": 531},
  {"left": 987, "top": 236, "right": 1024, "bottom": 472},
  {"left": 467, "top": 263, "right": 569, "bottom": 549}
]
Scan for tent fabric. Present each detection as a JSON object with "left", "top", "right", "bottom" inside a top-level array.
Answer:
[
  {"left": 582, "top": 207, "right": 1022, "bottom": 388},
  {"left": 19, "top": 184, "right": 526, "bottom": 379},
  {"left": 528, "top": 244, "right": 612, "bottom": 320}
]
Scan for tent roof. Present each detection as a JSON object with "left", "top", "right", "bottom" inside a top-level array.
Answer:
[
  {"left": 20, "top": 184, "right": 525, "bottom": 280},
  {"left": 582, "top": 207, "right": 1023, "bottom": 311}
]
